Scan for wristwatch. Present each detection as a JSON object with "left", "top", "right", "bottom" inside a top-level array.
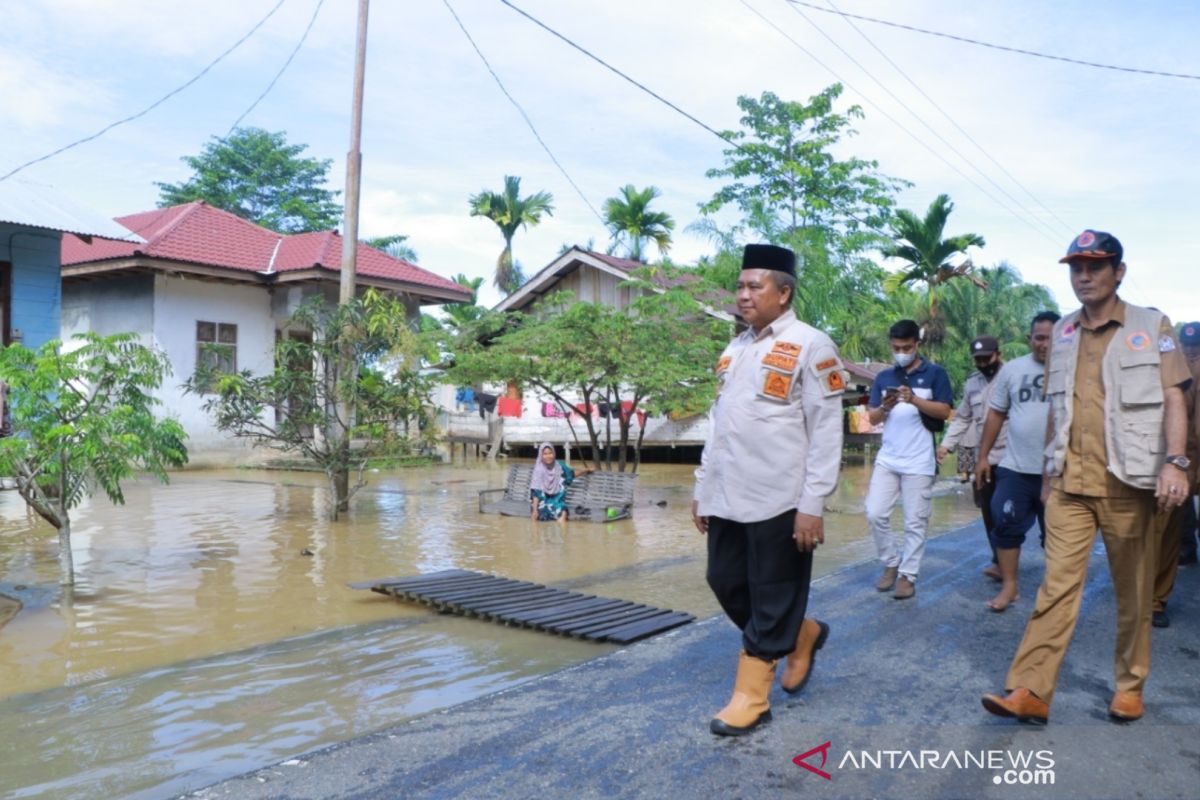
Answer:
[{"left": 1165, "top": 454, "right": 1191, "bottom": 471}]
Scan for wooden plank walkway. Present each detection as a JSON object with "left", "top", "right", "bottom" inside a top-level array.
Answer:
[{"left": 358, "top": 569, "right": 694, "bottom": 645}]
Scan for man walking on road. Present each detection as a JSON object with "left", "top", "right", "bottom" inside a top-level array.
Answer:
[
  {"left": 865, "top": 320, "right": 954, "bottom": 600},
  {"left": 982, "top": 231, "right": 1191, "bottom": 724},
  {"left": 938, "top": 335, "right": 1005, "bottom": 578},
  {"left": 692, "top": 243, "right": 846, "bottom": 736},
  {"left": 975, "top": 311, "right": 1061, "bottom": 612}
]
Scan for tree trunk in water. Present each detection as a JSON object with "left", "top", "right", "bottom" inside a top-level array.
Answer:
[
  {"left": 334, "top": 461, "right": 350, "bottom": 517},
  {"left": 58, "top": 518, "right": 75, "bottom": 587}
]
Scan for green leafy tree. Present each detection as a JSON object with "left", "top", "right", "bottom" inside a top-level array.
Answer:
[
  {"left": 362, "top": 234, "right": 418, "bottom": 263},
  {"left": 881, "top": 193, "right": 987, "bottom": 349},
  {"left": 934, "top": 263, "right": 1057, "bottom": 390},
  {"left": 186, "top": 290, "right": 438, "bottom": 520},
  {"left": 449, "top": 277, "right": 728, "bottom": 471},
  {"left": 603, "top": 185, "right": 675, "bottom": 262},
  {"left": 469, "top": 175, "right": 554, "bottom": 294},
  {"left": 701, "top": 86, "right": 906, "bottom": 249},
  {"left": 0, "top": 334, "right": 188, "bottom": 586},
  {"left": 156, "top": 127, "right": 342, "bottom": 233}
]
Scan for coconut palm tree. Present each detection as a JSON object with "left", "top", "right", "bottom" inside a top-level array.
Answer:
[
  {"left": 469, "top": 176, "right": 554, "bottom": 294},
  {"left": 602, "top": 184, "right": 675, "bottom": 262},
  {"left": 880, "top": 193, "right": 985, "bottom": 347}
]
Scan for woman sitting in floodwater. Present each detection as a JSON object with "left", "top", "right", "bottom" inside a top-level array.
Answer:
[{"left": 530, "top": 442, "right": 591, "bottom": 523}]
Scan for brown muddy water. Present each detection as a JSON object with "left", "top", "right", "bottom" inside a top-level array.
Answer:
[{"left": 0, "top": 461, "right": 979, "bottom": 799}]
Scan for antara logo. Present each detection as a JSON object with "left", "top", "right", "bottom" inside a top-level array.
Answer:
[{"left": 793, "top": 741, "right": 833, "bottom": 780}]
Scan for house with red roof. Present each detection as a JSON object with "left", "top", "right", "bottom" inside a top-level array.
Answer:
[{"left": 61, "top": 201, "right": 472, "bottom": 461}]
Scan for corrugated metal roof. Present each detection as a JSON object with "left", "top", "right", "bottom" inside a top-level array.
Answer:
[{"left": 0, "top": 180, "right": 143, "bottom": 242}]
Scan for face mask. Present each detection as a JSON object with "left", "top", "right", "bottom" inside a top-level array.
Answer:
[
  {"left": 979, "top": 362, "right": 1001, "bottom": 379},
  {"left": 894, "top": 352, "right": 916, "bottom": 369}
]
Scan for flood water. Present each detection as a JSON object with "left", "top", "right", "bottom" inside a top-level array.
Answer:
[{"left": 0, "top": 461, "right": 979, "bottom": 799}]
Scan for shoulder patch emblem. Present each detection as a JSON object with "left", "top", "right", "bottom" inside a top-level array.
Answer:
[
  {"left": 763, "top": 371, "right": 792, "bottom": 399},
  {"left": 772, "top": 341, "right": 802, "bottom": 356},
  {"left": 715, "top": 355, "right": 732, "bottom": 373},
  {"left": 1159, "top": 335, "right": 1177, "bottom": 353},
  {"left": 1127, "top": 331, "right": 1150, "bottom": 351},
  {"left": 762, "top": 352, "right": 798, "bottom": 371},
  {"left": 814, "top": 357, "right": 840, "bottom": 372},
  {"left": 826, "top": 371, "right": 845, "bottom": 393}
]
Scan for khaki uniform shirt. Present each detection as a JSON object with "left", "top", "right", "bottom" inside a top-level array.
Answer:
[
  {"left": 1056, "top": 301, "right": 1190, "bottom": 497},
  {"left": 694, "top": 309, "right": 845, "bottom": 522},
  {"left": 942, "top": 370, "right": 1006, "bottom": 466}
]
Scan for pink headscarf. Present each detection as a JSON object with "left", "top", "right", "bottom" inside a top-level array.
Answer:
[{"left": 530, "top": 442, "right": 564, "bottom": 494}]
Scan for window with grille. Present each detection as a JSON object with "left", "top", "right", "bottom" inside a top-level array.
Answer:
[{"left": 195, "top": 321, "right": 238, "bottom": 391}]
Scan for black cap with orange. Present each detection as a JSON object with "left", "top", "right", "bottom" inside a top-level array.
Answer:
[{"left": 1059, "top": 230, "right": 1123, "bottom": 264}]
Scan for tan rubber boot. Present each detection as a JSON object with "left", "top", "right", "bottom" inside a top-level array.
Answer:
[
  {"left": 710, "top": 651, "right": 776, "bottom": 736},
  {"left": 780, "top": 618, "right": 830, "bottom": 694}
]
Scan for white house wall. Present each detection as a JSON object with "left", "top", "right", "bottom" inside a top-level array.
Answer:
[
  {"left": 61, "top": 274, "right": 155, "bottom": 343},
  {"left": 439, "top": 387, "right": 711, "bottom": 450},
  {"left": 152, "top": 274, "right": 275, "bottom": 458}
]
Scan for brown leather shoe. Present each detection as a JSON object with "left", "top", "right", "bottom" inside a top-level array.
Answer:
[
  {"left": 1108, "top": 691, "right": 1143, "bottom": 722},
  {"left": 711, "top": 652, "right": 776, "bottom": 736},
  {"left": 780, "top": 618, "right": 830, "bottom": 695},
  {"left": 893, "top": 576, "right": 915, "bottom": 600},
  {"left": 876, "top": 566, "right": 899, "bottom": 592},
  {"left": 980, "top": 687, "right": 1049, "bottom": 724}
]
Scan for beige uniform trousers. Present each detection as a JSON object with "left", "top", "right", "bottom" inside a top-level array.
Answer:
[
  {"left": 1006, "top": 487, "right": 1156, "bottom": 704},
  {"left": 1153, "top": 504, "right": 1185, "bottom": 613}
]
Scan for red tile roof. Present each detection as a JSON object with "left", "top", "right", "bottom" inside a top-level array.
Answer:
[{"left": 61, "top": 201, "right": 472, "bottom": 301}]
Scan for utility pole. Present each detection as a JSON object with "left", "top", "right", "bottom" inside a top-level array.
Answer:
[
  {"left": 332, "top": 0, "right": 370, "bottom": 516},
  {"left": 339, "top": 0, "right": 370, "bottom": 303}
]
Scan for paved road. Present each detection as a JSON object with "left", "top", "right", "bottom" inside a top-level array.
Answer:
[{"left": 186, "top": 520, "right": 1200, "bottom": 799}]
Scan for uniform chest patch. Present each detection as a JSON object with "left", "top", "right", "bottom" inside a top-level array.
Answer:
[
  {"left": 715, "top": 355, "right": 732, "bottom": 374},
  {"left": 1060, "top": 323, "right": 1076, "bottom": 341},
  {"left": 1127, "top": 331, "right": 1150, "bottom": 351},
  {"left": 762, "top": 352, "right": 798, "bottom": 371},
  {"left": 772, "top": 341, "right": 802, "bottom": 356},
  {"left": 763, "top": 371, "right": 792, "bottom": 399}
]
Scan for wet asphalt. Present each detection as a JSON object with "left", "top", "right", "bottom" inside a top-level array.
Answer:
[{"left": 183, "top": 519, "right": 1200, "bottom": 800}]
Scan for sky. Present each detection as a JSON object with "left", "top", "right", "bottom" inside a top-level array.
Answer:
[{"left": 3, "top": 0, "right": 1199, "bottom": 323}]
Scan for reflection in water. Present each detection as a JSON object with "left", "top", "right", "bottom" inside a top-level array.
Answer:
[{"left": 0, "top": 462, "right": 979, "bottom": 799}]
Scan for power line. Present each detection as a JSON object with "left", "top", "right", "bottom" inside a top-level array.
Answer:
[
  {"left": 497, "top": 0, "right": 736, "bottom": 151},
  {"left": 818, "top": 0, "right": 1074, "bottom": 236},
  {"left": 740, "top": 0, "right": 1059, "bottom": 244},
  {"left": 787, "top": 0, "right": 1200, "bottom": 81},
  {"left": 496, "top": 0, "right": 891, "bottom": 238},
  {"left": 228, "top": 0, "right": 327, "bottom": 135},
  {"left": 0, "top": 0, "right": 291, "bottom": 184},
  {"left": 777, "top": 0, "right": 1064, "bottom": 243},
  {"left": 443, "top": 0, "right": 603, "bottom": 224}
]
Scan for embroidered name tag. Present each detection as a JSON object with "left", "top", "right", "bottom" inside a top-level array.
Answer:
[
  {"left": 715, "top": 355, "right": 732, "bottom": 373},
  {"left": 762, "top": 352, "right": 798, "bottom": 371},
  {"left": 772, "top": 341, "right": 802, "bottom": 356},
  {"left": 763, "top": 371, "right": 792, "bottom": 399},
  {"left": 814, "top": 357, "right": 839, "bottom": 372}
]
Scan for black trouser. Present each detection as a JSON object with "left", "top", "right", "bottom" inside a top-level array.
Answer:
[
  {"left": 974, "top": 477, "right": 998, "bottom": 563},
  {"left": 706, "top": 509, "right": 812, "bottom": 660}
]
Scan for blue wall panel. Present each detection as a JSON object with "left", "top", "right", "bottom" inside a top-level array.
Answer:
[{"left": 1, "top": 223, "right": 62, "bottom": 350}]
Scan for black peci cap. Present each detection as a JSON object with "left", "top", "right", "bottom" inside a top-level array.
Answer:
[
  {"left": 1059, "top": 230, "right": 1123, "bottom": 264},
  {"left": 742, "top": 243, "right": 796, "bottom": 276}
]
